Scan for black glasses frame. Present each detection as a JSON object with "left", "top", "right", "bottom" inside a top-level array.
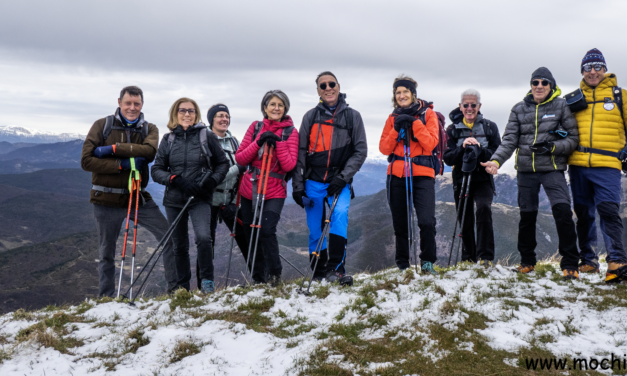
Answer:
[
  {"left": 532, "top": 80, "right": 550, "bottom": 87},
  {"left": 583, "top": 64, "right": 604, "bottom": 72},
  {"left": 462, "top": 103, "right": 478, "bottom": 109},
  {"left": 319, "top": 82, "right": 337, "bottom": 90}
]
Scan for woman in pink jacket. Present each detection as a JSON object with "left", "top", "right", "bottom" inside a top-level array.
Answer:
[{"left": 235, "top": 90, "right": 299, "bottom": 286}]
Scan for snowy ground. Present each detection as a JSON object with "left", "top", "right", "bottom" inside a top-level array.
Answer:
[{"left": 1, "top": 262, "right": 627, "bottom": 375}]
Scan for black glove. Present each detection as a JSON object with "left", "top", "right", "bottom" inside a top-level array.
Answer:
[
  {"left": 202, "top": 177, "right": 218, "bottom": 192},
  {"left": 529, "top": 141, "right": 554, "bottom": 155},
  {"left": 393, "top": 114, "right": 415, "bottom": 132},
  {"left": 120, "top": 157, "right": 146, "bottom": 171},
  {"left": 257, "top": 131, "right": 282, "bottom": 148},
  {"left": 293, "top": 190, "right": 306, "bottom": 208},
  {"left": 326, "top": 177, "right": 347, "bottom": 197},
  {"left": 172, "top": 176, "right": 202, "bottom": 197}
]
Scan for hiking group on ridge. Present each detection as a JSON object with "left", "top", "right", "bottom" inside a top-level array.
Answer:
[{"left": 81, "top": 48, "right": 627, "bottom": 298}]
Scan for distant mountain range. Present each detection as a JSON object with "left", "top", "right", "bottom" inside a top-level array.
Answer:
[{"left": 0, "top": 125, "right": 85, "bottom": 143}]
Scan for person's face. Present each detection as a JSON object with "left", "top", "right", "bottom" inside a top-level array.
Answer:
[
  {"left": 582, "top": 65, "right": 607, "bottom": 87},
  {"left": 117, "top": 94, "right": 143, "bottom": 121},
  {"left": 459, "top": 95, "right": 481, "bottom": 123},
  {"left": 395, "top": 86, "right": 414, "bottom": 108},
  {"left": 531, "top": 79, "right": 551, "bottom": 103},
  {"left": 264, "top": 97, "right": 285, "bottom": 121},
  {"left": 316, "top": 75, "right": 340, "bottom": 105},
  {"left": 212, "top": 111, "right": 230, "bottom": 134},
  {"left": 177, "top": 102, "right": 196, "bottom": 129}
]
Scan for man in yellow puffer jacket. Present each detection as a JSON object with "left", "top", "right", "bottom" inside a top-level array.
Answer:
[{"left": 567, "top": 48, "right": 627, "bottom": 283}]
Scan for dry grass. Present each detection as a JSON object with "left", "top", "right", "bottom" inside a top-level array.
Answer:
[{"left": 169, "top": 339, "right": 201, "bottom": 363}]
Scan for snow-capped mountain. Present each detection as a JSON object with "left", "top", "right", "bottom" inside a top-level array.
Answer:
[{"left": 0, "top": 125, "right": 85, "bottom": 144}]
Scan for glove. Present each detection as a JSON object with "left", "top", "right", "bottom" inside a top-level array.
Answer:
[
  {"left": 94, "top": 145, "right": 115, "bottom": 158},
  {"left": 119, "top": 157, "right": 146, "bottom": 171},
  {"left": 326, "top": 177, "right": 347, "bottom": 197},
  {"left": 172, "top": 176, "right": 202, "bottom": 197},
  {"left": 202, "top": 177, "right": 218, "bottom": 192},
  {"left": 257, "top": 131, "right": 282, "bottom": 148},
  {"left": 393, "top": 114, "right": 415, "bottom": 132},
  {"left": 529, "top": 141, "right": 554, "bottom": 155},
  {"left": 292, "top": 190, "right": 306, "bottom": 208},
  {"left": 619, "top": 148, "right": 627, "bottom": 162}
]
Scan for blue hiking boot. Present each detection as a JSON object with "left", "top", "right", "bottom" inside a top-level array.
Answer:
[
  {"left": 421, "top": 262, "right": 438, "bottom": 276},
  {"left": 200, "top": 279, "right": 215, "bottom": 294}
]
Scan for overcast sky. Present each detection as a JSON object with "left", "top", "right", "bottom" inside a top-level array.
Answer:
[{"left": 1, "top": 0, "right": 626, "bottom": 168}]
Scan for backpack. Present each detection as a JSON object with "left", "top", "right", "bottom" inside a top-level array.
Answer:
[
  {"left": 165, "top": 127, "right": 214, "bottom": 169},
  {"left": 102, "top": 115, "right": 149, "bottom": 143},
  {"left": 251, "top": 121, "right": 296, "bottom": 182}
]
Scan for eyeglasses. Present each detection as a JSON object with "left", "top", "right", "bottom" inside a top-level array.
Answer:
[
  {"left": 215, "top": 114, "right": 230, "bottom": 120},
  {"left": 462, "top": 103, "right": 478, "bottom": 109},
  {"left": 319, "top": 82, "right": 337, "bottom": 90},
  {"left": 583, "top": 64, "right": 604, "bottom": 72},
  {"left": 178, "top": 109, "right": 196, "bottom": 115},
  {"left": 532, "top": 80, "right": 550, "bottom": 87}
]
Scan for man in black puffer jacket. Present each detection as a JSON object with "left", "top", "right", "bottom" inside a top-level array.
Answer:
[
  {"left": 151, "top": 98, "right": 229, "bottom": 293},
  {"left": 444, "top": 89, "right": 501, "bottom": 264},
  {"left": 482, "top": 67, "right": 580, "bottom": 280}
]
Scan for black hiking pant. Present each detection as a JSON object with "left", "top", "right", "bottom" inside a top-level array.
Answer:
[
  {"left": 195, "top": 203, "right": 249, "bottom": 288},
  {"left": 388, "top": 175, "right": 437, "bottom": 269},
  {"left": 516, "top": 171, "right": 579, "bottom": 271},
  {"left": 166, "top": 202, "right": 214, "bottom": 291},
  {"left": 240, "top": 197, "right": 284, "bottom": 283},
  {"left": 453, "top": 178, "right": 495, "bottom": 263}
]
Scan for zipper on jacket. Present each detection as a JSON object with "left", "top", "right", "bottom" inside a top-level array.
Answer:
[
  {"left": 551, "top": 155, "right": 557, "bottom": 170},
  {"left": 532, "top": 105, "right": 539, "bottom": 172},
  {"left": 588, "top": 88, "right": 596, "bottom": 167},
  {"left": 183, "top": 132, "right": 188, "bottom": 177}
]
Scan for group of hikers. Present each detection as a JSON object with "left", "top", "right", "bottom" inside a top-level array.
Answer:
[{"left": 81, "top": 48, "right": 627, "bottom": 298}]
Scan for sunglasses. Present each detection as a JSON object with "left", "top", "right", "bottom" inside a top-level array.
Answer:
[
  {"left": 532, "top": 80, "right": 550, "bottom": 87},
  {"left": 462, "top": 103, "right": 478, "bottom": 109},
  {"left": 178, "top": 109, "right": 196, "bottom": 115},
  {"left": 583, "top": 64, "right": 604, "bottom": 72},
  {"left": 319, "top": 82, "right": 337, "bottom": 90}
]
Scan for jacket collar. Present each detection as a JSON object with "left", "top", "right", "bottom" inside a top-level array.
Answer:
[
  {"left": 317, "top": 93, "right": 348, "bottom": 116},
  {"left": 449, "top": 107, "right": 483, "bottom": 125},
  {"left": 524, "top": 85, "right": 562, "bottom": 106},
  {"left": 114, "top": 108, "right": 146, "bottom": 128},
  {"left": 173, "top": 122, "right": 206, "bottom": 135},
  {"left": 580, "top": 73, "right": 618, "bottom": 92}
]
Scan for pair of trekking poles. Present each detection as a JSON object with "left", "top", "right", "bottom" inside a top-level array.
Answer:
[
  {"left": 223, "top": 143, "right": 305, "bottom": 287},
  {"left": 116, "top": 159, "right": 141, "bottom": 300}
]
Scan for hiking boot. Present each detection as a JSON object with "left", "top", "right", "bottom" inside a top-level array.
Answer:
[
  {"left": 421, "top": 262, "right": 438, "bottom": 276},
  {"left": 268, "top": 275, "right": 281, "bottom": 288},
  {"left": 200, "top": 279, "right": 215, "bottom": 294},
  {"left": 605, "top": 262, "right": 627, "bottom": 284},
  {"left": 578, "top": 261, "right": 600, "bottom": 273},
  {"left": 513, "top": 264, "right": 535, "bottom": 274},
  {"left": 325, "top": 270, "right": 353, "bottom": 286},
  {"left": 563, "top": 269, "right": 579, "bottom": 280},
  {"left": 478, "top": 260, "right": 492, "bottom": 269}
]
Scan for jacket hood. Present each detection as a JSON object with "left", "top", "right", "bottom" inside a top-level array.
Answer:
[
  {"left": 216, "top": 129, "right": 234, "bottom": 140},
  {"left": 524, "top": 85, "right": 562, "bottom": 106},
  {"left": 580, "top": 73, "right": 618, "bottom": 91},
  {"left": 448, "top": 107, "right": 484, "bottom": 124}
]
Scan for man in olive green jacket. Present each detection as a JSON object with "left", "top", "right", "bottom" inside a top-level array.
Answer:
[{"left": 81, "top": 86, "right": 177, "bottom": 297}]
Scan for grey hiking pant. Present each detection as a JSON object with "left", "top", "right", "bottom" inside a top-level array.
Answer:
[{"left": 93, "top": 200, "right": 177, "bottom": 297}]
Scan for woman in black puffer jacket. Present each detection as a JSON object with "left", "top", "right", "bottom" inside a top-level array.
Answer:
[{"left": 151, "top": 97, "right": 229, "bottom": 293}]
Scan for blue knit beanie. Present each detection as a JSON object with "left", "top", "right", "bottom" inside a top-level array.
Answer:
[{"left": 581, "top": 48, "right": 607, "bottom": 73}]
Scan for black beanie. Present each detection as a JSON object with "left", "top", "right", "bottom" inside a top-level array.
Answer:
[
  {"left": 530, "top": 67, "right": 556, "bottom": 91},
  {"left": 207, "top": 104, "right": 230, "bottom": 128}
]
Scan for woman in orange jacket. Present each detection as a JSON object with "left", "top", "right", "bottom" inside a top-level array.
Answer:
[{"left": 379, "top": 75, "right": 440, "bottom": 274}]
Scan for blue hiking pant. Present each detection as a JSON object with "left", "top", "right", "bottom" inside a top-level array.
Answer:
[
  {"left": 304, "top": 180, "right": 350, "bottom": 275},
  {"left": 569, "top": 166, "right": 627, "bottom": 264}
]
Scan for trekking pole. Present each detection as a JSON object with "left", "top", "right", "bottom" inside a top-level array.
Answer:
[
  {"left": 244, "top": 144, "right": 269, "bottom": 284},
  {"left": 454, "top": 174, "right": 473, "bottom": 266},
  {"left": 299, "top": 195, "right": 339, "bottom": 295},
  {"left": 248, "top": 145, "right": 274, "bottom": 284},
  {"left": 117, "top": 170, "right": 137, "bottom": 299},
  {"left": 279, "top": 254, "right": 306, "bottom": 277},
  {"left": 224, "top": 179, "right": 242, "bottom": 288},
  {"left": 404, "top": 130, "right": 418, "bottom": 272},
  {"left": 124, "top": 172, "right": 213, "bottom": 305},
  {"left": 447, "top": 173, "right": 468, "bottom": 266},
  {"left": 129, "top": 175, "right": 141, "bottom": 300}
]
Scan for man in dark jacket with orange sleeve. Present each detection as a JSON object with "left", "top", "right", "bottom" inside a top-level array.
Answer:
[
  {"left": 81, "top": 86, "right": 177, "bottom": 297},
  {"left": 292, "top": 71, "right": 368, "bottom": 285}
]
